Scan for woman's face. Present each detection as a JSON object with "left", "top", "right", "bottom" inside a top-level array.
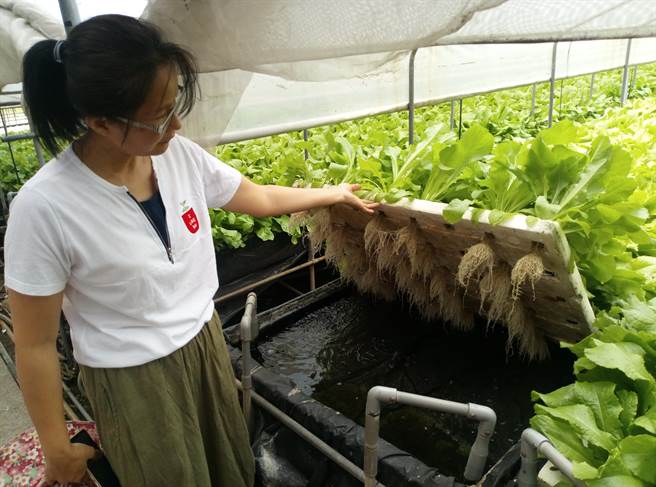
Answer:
[{"left": 100, "top": 63, "right": 182, "bottom": 156}]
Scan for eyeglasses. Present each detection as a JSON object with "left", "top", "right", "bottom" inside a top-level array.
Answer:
[{"left": 114, "top": 105, "right": 179, "bottom": 135}]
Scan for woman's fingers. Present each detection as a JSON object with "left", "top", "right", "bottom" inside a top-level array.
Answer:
[{"left": 338, "top": 182, "right": 380, "bottom": 214}]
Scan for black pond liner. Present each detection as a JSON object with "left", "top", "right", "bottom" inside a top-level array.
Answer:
[{"left": 224, "top": 281, "right": 574, "bottom": 486}]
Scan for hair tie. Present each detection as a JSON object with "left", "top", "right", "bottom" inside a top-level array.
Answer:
[{"left": 53, "top": 40, "right": 65, "bottom": 64}]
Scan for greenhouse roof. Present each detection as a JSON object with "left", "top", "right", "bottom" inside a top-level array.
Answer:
[{"left": 3, "top": 0, "right": 656, "bottom": 144}]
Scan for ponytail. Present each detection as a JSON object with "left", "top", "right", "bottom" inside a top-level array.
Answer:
[
  {"left": 22, "top": 39, "right": 84, "bottom": 156},
  {"left": 21, "top": 15, "right": 199, "bottom": 157}
]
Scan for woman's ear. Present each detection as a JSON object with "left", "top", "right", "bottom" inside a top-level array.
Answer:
[{"left": 84, "top": 115, "right": 113, "bottom": 137}]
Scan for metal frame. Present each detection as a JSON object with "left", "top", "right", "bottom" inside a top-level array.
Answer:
[
  {"left": 58, "top": 0, "right": 80, "bottom": 34},
  {"left": 213, "top": 256, "right": 326, "bottom": 304},
  {"left": 218, "top": 52, "right": 655, "bottom": 145},
  {"left": 548, "top": 42, "right": 558, "bottom": 127},
  {"left": 449, "top": 99, "right": 456, "bottom": 130},
  {"left": 45, "top": 1, "right": 651, "bottom": 147},
  {"left": 408, "top": 49, "right": 418, "bottom": 145},
  {"left": 630, "top": 65, "right": 639, "bottom": 91},
  {"left": 458, "top": 98, "right": 463, "bottom": 138},
  {"left": 621, "top": 38, "right": 633, "bottom": 105},
  {"left": 589, "top": 72, "right": 595, "bottom": 100}
]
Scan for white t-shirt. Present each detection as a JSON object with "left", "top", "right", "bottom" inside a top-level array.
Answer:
[{"left": 4, "top": 135, "right": 242, "bottom": 367}]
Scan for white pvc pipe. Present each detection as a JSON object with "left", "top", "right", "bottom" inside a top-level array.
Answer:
[
  {"left": 517, "top": 428, "right": 586, "bottom": 487},
  {"left": 363, "top": 386, "right": 496, "bottom": 486},
  {"left": 240, "top": 292, "right": 258, "bottom": 433}
]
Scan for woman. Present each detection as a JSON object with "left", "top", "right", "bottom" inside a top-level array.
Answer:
[{"left": 6, "top": 14, "right": 375, "bottom": 487}]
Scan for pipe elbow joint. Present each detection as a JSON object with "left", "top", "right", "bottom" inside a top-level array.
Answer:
[
  {"left": 521, "top": 428, "right": 549, "bottom": 450},
  {"left": 366, "top": 386, "right": 397, "bottom": 416},
  {"left": 468, "top": 403, "right": 497, "bottom": 433}
]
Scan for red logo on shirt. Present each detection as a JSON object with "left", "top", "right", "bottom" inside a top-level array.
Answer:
[{"left": 180, "top": 201, "right": 199, "bottom": 234}]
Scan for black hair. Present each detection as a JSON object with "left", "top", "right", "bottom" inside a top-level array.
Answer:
[{"left": 22, "top": 14, "right": 198, "bottom": 156}]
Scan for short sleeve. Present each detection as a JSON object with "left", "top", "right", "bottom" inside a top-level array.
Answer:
[
  {"left": 4, "top": 188, "right": 71, "bottom": 296},
  {"left": 180, "top": 137, "right": 242, "bottom": 208}
]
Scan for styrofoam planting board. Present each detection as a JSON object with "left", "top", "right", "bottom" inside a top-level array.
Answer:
[{"left": 329, "top": 198, "right": 595, "bottom": 344}]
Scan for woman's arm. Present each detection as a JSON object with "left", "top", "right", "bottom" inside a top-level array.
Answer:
[
  {"left": 222, "top": 177, "right": 378, "bottom": 217},
  {"left": 8, "top": 289, "right": 95, "bottom": 484}
]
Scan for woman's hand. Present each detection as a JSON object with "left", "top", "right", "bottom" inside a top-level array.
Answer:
[
  {"left": 333, "top": 183, "right": 379, "bottom": 214},
  {"left": 44, "top": 442, "right": 97, "bottom": 486}
]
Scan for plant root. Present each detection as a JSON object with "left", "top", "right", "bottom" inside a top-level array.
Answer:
[
  {"left": 428, "top": 267, "right": 449, "bottom": 310},
  {"left": 288, "top": 210, "right": 310, "bottom": 232},
  {"left": 505, "top": 304, "right": 549, "bottom": 361},
  {"left": 356, "top": 264, "right": 397, "bottom": 301},
  {"left": 457, "top": 241, "right": 496, "bottom": 291},
  {"left": 364, "top": 214, "right": 400, "bottom": 273},
  {"left": 480, "top": 261, "right": 513, "bottom": 324},
  {"left": 511, "top": 253, "right": 544, "bottom": 301},
  {"left": 308, "top": 208, "right": 332, "bottom": 257},
  {"left": 395, "top": 220, "right": 436, "bottom": 279},
  {"left": 441, "top": 271, "right": 475, "bottom": 331}
]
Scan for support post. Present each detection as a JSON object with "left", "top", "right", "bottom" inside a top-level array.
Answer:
[
  {"left": 548, "top": 42, "right": 558, "bottom": 128},
  {"left": 408, "top": 49, "right": 418, "bottom": 145},
  {"left": 621, "top": 38, "right": 633, "bottom": 105},
  {"left": 50, "top": 1, "right": 79, "bottom": 166},
  {"left": 450, "top": 99, "right": 455, "bottom": 130},
  {"left": 530, "top": 83, "right": 536, "bottom": 116},
  {"left": 58, "top": 0, "right": 81, "bottom": 34},
  {"left": 302, "top": 128, "right": 315, "bottom": 290},
  {"left": 630, "top": 65, "right": 638, "bottom": 92},
  {"left": 33, "top": 136, "right": 46, "bottom": 166},
  {"left": 458, "top": 98, "right": 463, "bottom": 139},
  {"left": 303, "top": 128, "right": 309, "bottom": 161},
  {"left": 589, "top": 73, "right": 595, "bottom": 101}
]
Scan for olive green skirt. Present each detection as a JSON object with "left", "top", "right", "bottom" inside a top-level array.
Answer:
[{"left": 79, "top": 312, "right": 255, "bottom": 487}]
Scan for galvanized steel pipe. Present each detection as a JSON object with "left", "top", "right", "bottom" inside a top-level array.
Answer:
[
  {"left": 621, "top": 39, "right": 633, "bottom": 105},
  {"left": 548, "top": 42, "right": 558, "bottom": 127},
  {"left": 57, "top": 0, "right": 81, "bottom": 34},
  {"left": 408, "top": 49, "right": 418, "bottom": 145}
]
